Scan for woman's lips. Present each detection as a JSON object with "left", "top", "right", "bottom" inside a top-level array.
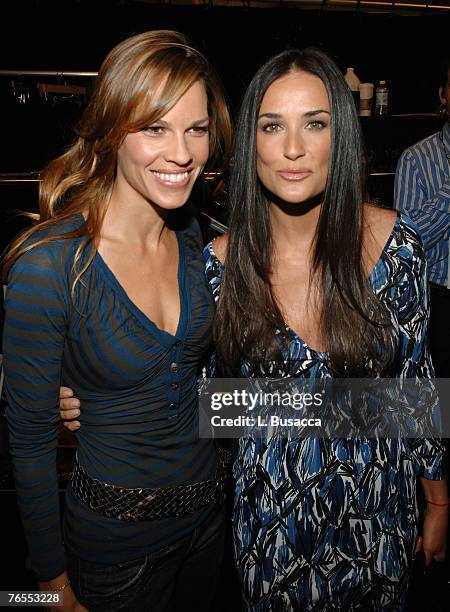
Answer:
[
  {"left": 150, "top": 169, "right": 192, "bottom": 188},
  {"left": 277, "top": 170, "right": 312, "bottom": 181}
]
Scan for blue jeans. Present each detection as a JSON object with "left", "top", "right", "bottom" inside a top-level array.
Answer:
[{"left": 67, "top": 507, "right": 226, "bottom": 611}]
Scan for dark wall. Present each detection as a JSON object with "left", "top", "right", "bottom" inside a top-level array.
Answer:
[
  {"left": 0, "top": 1, "right": 448, "bottom": 169},
  {"left": 0, "top": 1, "right": 449, "bottom": 248},
  {"left": 1, "top": 0, "right": 449, "bottom": 114}
]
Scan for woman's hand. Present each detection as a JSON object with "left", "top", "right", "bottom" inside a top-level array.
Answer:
[
  {"left": 416, "top": 477, "right": 448, "bottom": 565},
  {"left": 39, "top": 573, "right": 87, "bottom": 611},
  {"left": 415, "top": 504, "right": 448, "bottom": 565},
  {"left": 59, "top": 386, "right": 81, "bottom": 431},
  {"left": 51, "top": 586, "right": 87, "bottom": 612}
]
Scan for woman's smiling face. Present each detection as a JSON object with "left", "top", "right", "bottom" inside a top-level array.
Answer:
[{"left": 115, "top": 80, "right": 210, "bottom": 211}]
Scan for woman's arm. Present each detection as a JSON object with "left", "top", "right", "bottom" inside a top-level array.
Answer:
[
  {"left": 395, "top": 217, "right": 448, "bottom": 565},
  {"left": 3, "top": 244, "right": 72, "bottom": 582},
  {"left": 416, "top": 478, "right": 448, "bottom": 564}
]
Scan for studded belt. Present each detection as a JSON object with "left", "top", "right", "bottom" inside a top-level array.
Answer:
[{"left": 70, "top": 447, "right": 230, "bottom": 522}]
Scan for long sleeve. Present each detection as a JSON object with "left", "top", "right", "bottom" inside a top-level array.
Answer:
[
  {"left": 394, "top": 147, "right": 450, "bottom": 255},
  {"left": 3, "top": 243, "right": 70, "bottom": 580}
]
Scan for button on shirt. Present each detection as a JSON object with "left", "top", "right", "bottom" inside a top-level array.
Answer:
[
  {"left": 3, "top": 214, "right": 217, "bottom": 581},
  {"left": 394, "top": 120, "right": 450, "bottom": 286}
]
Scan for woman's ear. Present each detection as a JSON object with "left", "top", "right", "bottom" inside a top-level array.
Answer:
[{"left": 439, "top": 86, "right": 447, "bottom": 106}]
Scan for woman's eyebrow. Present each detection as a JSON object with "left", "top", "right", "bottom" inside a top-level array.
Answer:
[
  {"left": 191, "top": 117, "right": 210, "bottom": 125},
  {"left": 145, "top": 116, "right": 209, "bottom": 126},
  {"left": 258, "top": 110, "right": 330, "bottom": 120},
  {"left": 303, "top": 109, "right": 331, "bottom": 117},
  {"left": 258, "top": 112, "right": 282, "bottom": 120}
]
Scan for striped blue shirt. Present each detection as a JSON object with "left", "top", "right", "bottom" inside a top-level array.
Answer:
[
  {"left": 3, "top": 214, "right": 217, "bottom": 581},
  {"left": 394, "top": 120, "right": 450, "bottom": 286}
]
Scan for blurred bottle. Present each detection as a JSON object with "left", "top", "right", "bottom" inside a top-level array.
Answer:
[
  {"left": 375, "top": 80, "right": 389, "bottom": 116},
  {"left": 344, "top": 68, "right": 361, "bottom": 108},
  {"left": 359, "top": 83, "right": 374, "bottom": 117}
]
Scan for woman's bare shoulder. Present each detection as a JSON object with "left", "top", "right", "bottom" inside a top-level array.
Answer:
[
  {"left": 211, "top": 233, "right": 229, "bottom": 264},
  {"left": 362, "top": 204, "right": 398, "bottom": 273},
  {"left": 363, "top": 203, "right": 397, "bottom": 244}
]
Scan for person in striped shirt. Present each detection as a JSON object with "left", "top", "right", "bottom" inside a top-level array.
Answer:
[
  {"left": 2, "top": 30, "right": 232, "bottom": 612},
  {"left": 394, "top": 56, "right": 450, "bottom": 377}
]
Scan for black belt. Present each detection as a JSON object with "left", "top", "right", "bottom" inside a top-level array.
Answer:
[{"left": 70, "top": 447, "right": 230, "bottom": 522}]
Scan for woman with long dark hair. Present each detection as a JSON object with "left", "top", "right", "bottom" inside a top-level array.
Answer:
[{"left": 207, "top": 48, "right": 447, "bottom": 610}]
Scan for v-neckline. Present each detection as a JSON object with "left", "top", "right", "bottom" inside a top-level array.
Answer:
[
  {"left": 208, "top": 213, "right": 400, "bottom": 357},
  {"left": 95, "top": 230, "right": 188, "bottom": 348}
]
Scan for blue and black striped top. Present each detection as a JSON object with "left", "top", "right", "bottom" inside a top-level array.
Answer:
[
  {"left": 3, "top": 214, "right": 217, "bottom": 581},
  {"left": 394, "top": 120, "right": 450, "bottom": 286}
]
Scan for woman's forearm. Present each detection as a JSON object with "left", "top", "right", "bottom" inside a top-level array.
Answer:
[{"left": 420, "top": 477, "right": 449, "bottom": 503}]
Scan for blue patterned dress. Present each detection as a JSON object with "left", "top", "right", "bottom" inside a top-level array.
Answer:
[{"left": 203, "top": 213, "right": 445, "bottom": 611}]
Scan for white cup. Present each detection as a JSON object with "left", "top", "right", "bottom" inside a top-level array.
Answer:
[{"left": 359, "top": 83, "right": 374, "bottom": 117}]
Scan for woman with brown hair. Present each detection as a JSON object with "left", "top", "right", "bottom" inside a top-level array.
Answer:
[{"left": 2, "top": 30, "right": 232, "bottom": 611}]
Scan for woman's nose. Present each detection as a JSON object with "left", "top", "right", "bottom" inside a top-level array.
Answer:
[
  {"left": 165, "top": 133, "right": 193, "bottom": 166},
  {"left": 284, "top": 131, "right": 306, "bottom": 160}
]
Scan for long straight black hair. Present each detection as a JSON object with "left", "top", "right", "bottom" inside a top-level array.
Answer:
[{"left": 214, "top": 47, "right": 395, "bottom": 376}]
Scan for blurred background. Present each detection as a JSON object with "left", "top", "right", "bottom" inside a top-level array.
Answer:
[{"left": 1, "top": 0, "right": 449, "bottom": 247}]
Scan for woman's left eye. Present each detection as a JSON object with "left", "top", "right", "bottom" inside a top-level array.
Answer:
[
  {"left": 143, "top": 125, "right": 165, "bottom": 135},
  {"left": 188, "top": 126, "right": 209, "bottom": 135},
  {"left": 306, "top": 120, "right": 326, "bottom": 130}
]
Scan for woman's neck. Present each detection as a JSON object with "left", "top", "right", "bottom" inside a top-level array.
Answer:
[
  {"left": 100, "top": 188, "right": 169, "bottom": 250},
  {"left": 269, "top": 198, "right": 322, "bottom": 260}
]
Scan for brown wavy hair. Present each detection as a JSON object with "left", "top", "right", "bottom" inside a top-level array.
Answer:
[{"left": 2, "top": 30, "right": 232, "bottom": 296}]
